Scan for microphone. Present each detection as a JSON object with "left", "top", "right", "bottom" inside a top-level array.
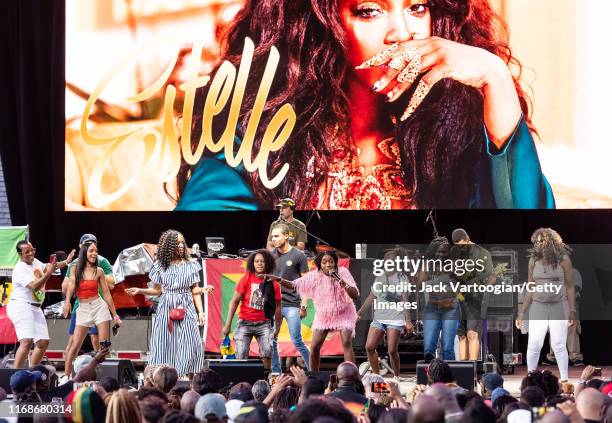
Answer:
[{"left": 330, "top": 271, "right": 342, "bottom": 282}]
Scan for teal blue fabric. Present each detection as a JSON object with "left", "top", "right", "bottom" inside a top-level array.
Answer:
[
  {"left": 175, "top": 116, "right": 555, "bottom": 210},
  {"left": 481, "top": 116, "right": 555, "bottom": 209}
]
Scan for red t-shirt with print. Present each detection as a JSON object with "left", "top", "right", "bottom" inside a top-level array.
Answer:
[{"left": 236, "top": 273, "right": 282, "bottom": 322}]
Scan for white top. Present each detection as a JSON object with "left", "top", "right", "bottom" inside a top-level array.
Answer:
[{"left": 10, "top": 259, "right": 46, "bottom": 304}]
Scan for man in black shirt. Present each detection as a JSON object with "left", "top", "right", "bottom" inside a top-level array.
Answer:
[
  {"left": 327, "top": 362, "right": 367, "bottom": 415},
  {"left": 270, "top": 224, "right": 310, "bottom": 373},
  {"left": 449, "top": 228, "right": 494, "bottom": 361}
]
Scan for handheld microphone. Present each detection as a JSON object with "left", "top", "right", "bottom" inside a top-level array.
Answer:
[{"left": 330, "top": 271, "right": 342, "bottom": 282}]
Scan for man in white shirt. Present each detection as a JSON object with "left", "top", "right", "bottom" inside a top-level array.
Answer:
[{"left": 6, "top": 240, "right": 74, "bottom": 368}]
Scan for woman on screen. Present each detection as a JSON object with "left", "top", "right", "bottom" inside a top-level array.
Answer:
[
  {"left": 515, "top": 228, "right": 575, "bottom": 382},
  {"left": 171, "top": 0, "right": 554, "bottom": 210}
]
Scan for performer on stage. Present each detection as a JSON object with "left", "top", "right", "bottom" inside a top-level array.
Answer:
[
  {"left": 357, "top": 248, "right": 412, "bottom": 377},
  {"left": 515, "top": 228, "right": 575, "bottom": 382},
  {"left": 126, "top": 230, "right": 210, "bottom": 378},
  {"left": 449, "top": 228, "right": 494, "bottom": 361},
  {"left": 266, "top": 198, "right": 307, "bottom": 250},
  {"left": 269, "top": 224, "right": 310, "bottom": 373},
  {"left": 545, "top": 267, "right": 584, "bottom": 366},
  {"left": 418, "top": 237, "right": 461, "bottom": 361},
  {"left": 7, "top": 241, "right": 74, "bottom": 368},
  {"left": 64, "top": 242, "right": 122, "bottom": 378},
  {"left": 273, "top": 250, "right": 359, "bottom": 372},
  {"left": 61, "top": 234, "right": 115, "bottom": 357},
  {"left": 222, "top": 249, "right": 282, "bottom": 369}
]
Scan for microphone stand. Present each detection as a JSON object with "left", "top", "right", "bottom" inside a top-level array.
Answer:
[{"left": 279, "top": 217, "right": 331, "bottom": 247}]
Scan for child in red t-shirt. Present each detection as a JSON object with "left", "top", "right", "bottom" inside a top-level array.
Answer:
[{"left": 222, "top": 249, "right": 281, "bottom": 369}]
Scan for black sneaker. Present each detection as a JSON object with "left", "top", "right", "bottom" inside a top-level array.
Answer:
[
  {"left": 541, "top": 357, "right": 557, "bottom": 365},
  {"left": 571, "top": 358, "right": 584, "bottom": 366}
]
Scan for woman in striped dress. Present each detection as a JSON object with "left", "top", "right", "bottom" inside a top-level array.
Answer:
[{"left": 126, "top": 230, "right": 212, "bottom": 377}]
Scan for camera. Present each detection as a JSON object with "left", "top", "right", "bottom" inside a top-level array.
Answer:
[{"left": 100, "top": 340, "right": 112, "bottom": 349}]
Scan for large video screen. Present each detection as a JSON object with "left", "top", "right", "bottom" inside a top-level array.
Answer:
[{"left": 65, "top": 0, "right": 612, "bottom": 211}]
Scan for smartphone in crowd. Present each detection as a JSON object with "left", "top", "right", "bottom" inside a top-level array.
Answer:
[
  {"left": 593, "top": 367, "right": 603, "bottom": 377},
  {"left": 371, "top": 382, "right": 390, "bottom": 394},
  {"left": 329, "top": 373, "right": 338, "bottom": 390},
  {"left": 269, "top": 373, "right": 280, "bottom": 386}
]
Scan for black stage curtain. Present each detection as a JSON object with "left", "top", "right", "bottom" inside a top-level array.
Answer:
[
  {"left": 0, "top": 0, "right": 65, "bottom": 249},
  {"left": 0, "top": 1, "right": 611, "bottom": 362}
]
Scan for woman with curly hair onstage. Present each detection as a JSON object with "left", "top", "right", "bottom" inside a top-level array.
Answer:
[
  {"left": 515, "top": 228, "right": 576, "bottom": 382},
  {"left": 126, "top": 230, "right": 213, "bottom": 378},
  {"left": 172, "top": 0, "right": 554, "bottom": 210}
]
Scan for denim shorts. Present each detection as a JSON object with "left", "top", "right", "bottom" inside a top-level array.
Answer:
[
  {"left": 234, "top": 319, "right": 273, "bottom": 359},
  {"left": 370, "top": 320, "right": 404, "bottom": 332}
]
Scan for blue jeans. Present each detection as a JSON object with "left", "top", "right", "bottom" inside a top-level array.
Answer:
[
  {"left": 271, "top": 306, "right": 310, "bottom": 373},
  {"left": 423, "top": 300, "right": 461, "bottom": 360}
]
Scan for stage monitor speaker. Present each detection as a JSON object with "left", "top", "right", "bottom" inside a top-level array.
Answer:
[
  {"left": 0, "top": 368, "right": 19, "bottom": 392},
  {"left": 205, "top": 359, "right": 265, "bottom": 387},
  {"left": 416, "top": 360, "right": 476, "bottom": 390},
  {"left": 96, "top": 360, "right": 138, "bottom": 388}
]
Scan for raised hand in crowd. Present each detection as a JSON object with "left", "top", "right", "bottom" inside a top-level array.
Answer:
[{"left": 290, "top": 366, "right": 308, "bottom": 387}]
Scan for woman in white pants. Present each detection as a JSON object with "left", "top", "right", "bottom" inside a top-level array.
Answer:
[{"left": 515, "top": 228, "right": 575, "bottom": 382}]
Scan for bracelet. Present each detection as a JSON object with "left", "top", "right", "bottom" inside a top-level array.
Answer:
[
  {"left": 113, "top": 315, "right": 120, "bottom": 321},
  {"left": 446, "top": 412, "right": 463, "bottom": 418}
]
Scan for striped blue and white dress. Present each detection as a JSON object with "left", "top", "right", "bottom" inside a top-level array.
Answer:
[{"left": 148, "top": 259, "right": 205, "bottom": 376}]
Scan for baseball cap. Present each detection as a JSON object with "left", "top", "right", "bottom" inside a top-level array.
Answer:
[
  {"left": 229, "top": 382, "right": 254, "bottom": 401},
  {"left": 491, "top": 387, "right": 511, "bottom": 404},
  {"left": 225, "top": 399, "right": 244, "bottom": 422},
  {"left": 482, "top": 373, "right": 504, "bottom": 391},
  {"left": 275, "top": 198, "right": 296, "bottom": 209},
  {"left": 29, "top": 364, "right": 55, "bottom": 384},
  {"left": 10, "top": 370, "right": 44, "bottom": 393},
  {"left": 507, "top": 409, "right": 532, "bottom": 423},
  {"left": 451, "top": 228, "right": 469, "bottom": 243},
  {"left": 79, "top": 233, "right": 98, "bottom": 245},
  {"left": 195, "top": 393, "right": 227, "bottom": 420},
  {"left": 73, "top": 354, "right": 95, "bottom": 375}
]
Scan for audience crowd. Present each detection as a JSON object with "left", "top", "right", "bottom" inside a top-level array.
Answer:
[{"left": 1, "top": 353, "right": 610, "bottom": 423}]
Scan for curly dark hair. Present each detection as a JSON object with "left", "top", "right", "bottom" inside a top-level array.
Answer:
[
  {"left": 172, "top": 0, "right": 534, "bottom": 209},
  {"left": 157, "top": 230, "right": 190, "bottom": 270},
  {"left": 314, "top": 250, "right": 338, "bottom": 270},
  {"left": 427, "top": 358, "right": 454, "bottom": 384},
  {"left": 424, "top": 237, "right": 450, "bottom": 260},
  {"left": 245, "top": 249, "right": 276, "bottom": 274},
  {"left": 528, "top": 228, "right": 572, "bottom": 268}
]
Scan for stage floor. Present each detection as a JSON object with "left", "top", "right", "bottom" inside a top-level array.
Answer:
[{"left": 391, "top": 364, "right": 611, "bottom": 397}]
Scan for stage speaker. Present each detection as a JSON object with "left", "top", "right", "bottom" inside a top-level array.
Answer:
[
  {"left": 0, "top": 368, "right": 19, "bottom": 392},
  {"left": 205, "top": 359, "right": 265, "bottom": 387},
  {"left": 96, "top": 360, "right": 138, "bottom": 388},
  {"left": 416, "top": 360, "right": 476, "bottom": 390}
]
